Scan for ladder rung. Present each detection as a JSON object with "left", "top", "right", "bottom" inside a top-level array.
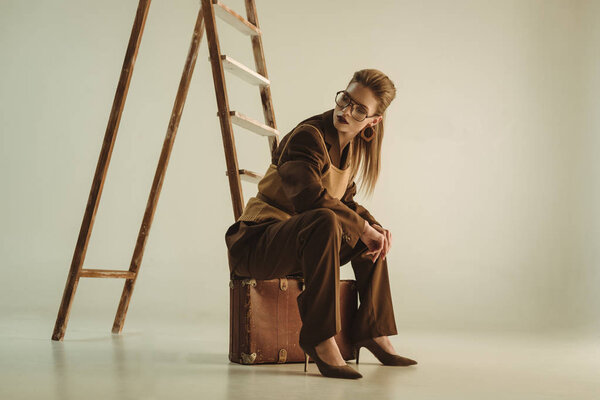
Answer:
[
  {"left": 223, "top": 111, "right": 279, "bottom": 137},
  {"left": 80, "top": 269, "right": 136, "bottom": 279},
  {"left": 226, "top": 169, "right": 263, "bottom": 184},
  {"left": 213, "top": 1, "right": 261, "bottom": 36},
  {"left": 219, "top": 55, "right": 270, "bottom": 87}
]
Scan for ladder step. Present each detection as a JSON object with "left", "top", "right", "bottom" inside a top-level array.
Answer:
[
  {"left": 80, "top": 269, "right": 136, "bottom": 279},
  {"left": 213, "top": 1, "right": 261, "bottom": 37},
  {"left": 223, "top": 111, "right": 279, "bottom": 137},
  {"left": 226, "top": 169, "right": 263, "bottom": 184},
  {"left": 219, "top": 55, "right": 270, "bottom": 87}
]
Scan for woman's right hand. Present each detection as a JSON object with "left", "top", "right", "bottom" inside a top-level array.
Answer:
[{"left": 359, "top": 220, "right": 385, "bottom": 262}]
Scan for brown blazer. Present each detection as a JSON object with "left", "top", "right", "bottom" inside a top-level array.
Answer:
[{"left": 236, "top": 108, "right": 381, "bottom": 248}]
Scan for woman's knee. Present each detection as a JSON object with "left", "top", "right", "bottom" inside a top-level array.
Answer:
[
  {"left": 307, "top": 208, "right": 339, "bottom": 231},
  {"left": 296, "top": 209, "right": 342, "bottom": 257}
]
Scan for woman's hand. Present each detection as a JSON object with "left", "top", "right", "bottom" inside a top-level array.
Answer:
[
  {"left": 372, "top": 224, "right": 392, "bottom": 260},
  {"left": 359, "top": 221, "right": 385, "bottom": 262}
]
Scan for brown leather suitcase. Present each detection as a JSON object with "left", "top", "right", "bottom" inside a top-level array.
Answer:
[{"left": 229, "top": 277, "right": 357, "bottom": 364}]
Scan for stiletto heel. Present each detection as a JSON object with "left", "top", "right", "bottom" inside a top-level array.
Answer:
[
  {"left": 300, "top": 343, "right": 362, "bottom": 379},
  {"left": 304, "top": 352, "right": 309, "bottom": 373},
  {"left": 353, "top": 338, "right": 418, "bottom": 366}
]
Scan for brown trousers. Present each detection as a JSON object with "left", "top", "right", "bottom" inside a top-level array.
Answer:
[{"left": 226, "top": 208, "right": 398, "bottom": 347}]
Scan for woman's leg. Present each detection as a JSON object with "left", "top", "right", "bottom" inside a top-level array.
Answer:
[
  {"left": 245, "top": 208, "right": 344, "bottom": 347},
  {"left": 339, "top": 239, "right": 398, "bottom": 344}
]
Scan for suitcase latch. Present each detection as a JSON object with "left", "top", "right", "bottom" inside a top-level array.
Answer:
[
  {"left": 279, "top": 278, "right": 288, "bottom": 291},
  {"left": 241, "top": 279, "right": 257, "bottom": 287}
]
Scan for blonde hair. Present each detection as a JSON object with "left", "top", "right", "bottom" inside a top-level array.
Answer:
[{"left": 348, "top": 69, "right": 396, "bottom": 197}]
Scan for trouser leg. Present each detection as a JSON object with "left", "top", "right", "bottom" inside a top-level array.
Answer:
[
  {"left": 245, "top": 208, "right": 343, "bottom": 347},
  {"left": 339, "top": 239, "right": 398, "bottom": 343}
]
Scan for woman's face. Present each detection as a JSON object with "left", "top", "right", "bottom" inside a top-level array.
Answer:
[{"left": 333, "top": 82, "right": 382, "bottom": 136}]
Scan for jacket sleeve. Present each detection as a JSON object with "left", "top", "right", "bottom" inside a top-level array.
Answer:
[
  {"left": 277, "top": 128, "right": 367, "bottom": 248},
  {"left": 341, "top": 181, "right": 382, "bottom": 228}
]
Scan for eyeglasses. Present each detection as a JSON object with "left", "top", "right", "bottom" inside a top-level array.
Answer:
[{"left": 335, "top": 90, "right": 379, "bottom": 122}]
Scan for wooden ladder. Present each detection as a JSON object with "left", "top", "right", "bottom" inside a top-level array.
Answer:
[{"left": 51, "top": 0, "right": 279, "bottom": 341}]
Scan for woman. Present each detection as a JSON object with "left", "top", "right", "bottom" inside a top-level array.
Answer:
[{"left": 225, "top": 69, "right": 417, "bottom": 379}]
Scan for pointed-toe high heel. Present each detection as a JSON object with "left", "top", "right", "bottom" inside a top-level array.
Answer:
[
  {"left": 301, "top": 344, "right": 362, "bottom": 379},
  {"left": 354, "top": 338, "right": 418, "bottom": 366}
]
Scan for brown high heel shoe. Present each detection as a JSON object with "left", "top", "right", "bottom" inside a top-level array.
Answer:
[
  {"left": 354, "top": 338, "right": 418, "bottom": 366},
  {"left": 301, "top": 343, "right": 362, "bottom": 379}
]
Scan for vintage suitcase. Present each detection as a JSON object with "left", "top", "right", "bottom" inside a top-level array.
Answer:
[{"left": 229, "top": 277, "right": 358, "bottom": 364}]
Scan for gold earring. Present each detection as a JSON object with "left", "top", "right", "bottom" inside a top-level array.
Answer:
[{"left": 360, "top": 125, "right": 375, "bottom": 142}]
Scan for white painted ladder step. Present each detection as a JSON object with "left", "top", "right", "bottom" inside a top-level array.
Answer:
[
  {"left": 226, "top": 169, "right": 263, "bottom": 184},
  {"left": 219, "top": 55, "right": 270, "bottom": 87},
  {"left": 212, "top": 0, "right": 261, "bottom": 36},
  {"left": 222, "top": 111, "right": 279, "bottom": 137}
]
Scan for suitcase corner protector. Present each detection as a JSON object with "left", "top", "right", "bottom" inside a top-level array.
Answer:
[{"left": 240, "top": 352, "right": 257, "bottom": 364}]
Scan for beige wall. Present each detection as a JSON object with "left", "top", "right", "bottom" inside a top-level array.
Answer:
[
  {"left": 1, "top": 0, "right": 598, "bottom": 333},
  {"left": 570, "top": 0, "right": 600, "bottom": 330}
]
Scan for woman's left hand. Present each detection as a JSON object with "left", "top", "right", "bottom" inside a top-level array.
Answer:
[{"left": 372, "top": 224, "right": 392, "bottom": 260}]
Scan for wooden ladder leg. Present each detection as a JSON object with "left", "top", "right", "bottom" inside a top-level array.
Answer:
[
  {"left": 244, "top": 0, "right": 278, "bottom": 153},
  {"left": 51, "top": 0, "right": 152, "bottom": 341},
  {"left": 112, "top": 5, "right": 206, "bottom": 335},
  {"left": 202, "top": 0, "right": 245, "bottom": 220}
]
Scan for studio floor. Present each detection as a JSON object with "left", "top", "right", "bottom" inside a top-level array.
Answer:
[{"left": 1, "top": 316, "right": 598, "bottom": 400}]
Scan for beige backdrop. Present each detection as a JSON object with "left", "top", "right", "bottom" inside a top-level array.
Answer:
[{"left": 1, "top": 0, "right": 598, "bottom": 336}]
